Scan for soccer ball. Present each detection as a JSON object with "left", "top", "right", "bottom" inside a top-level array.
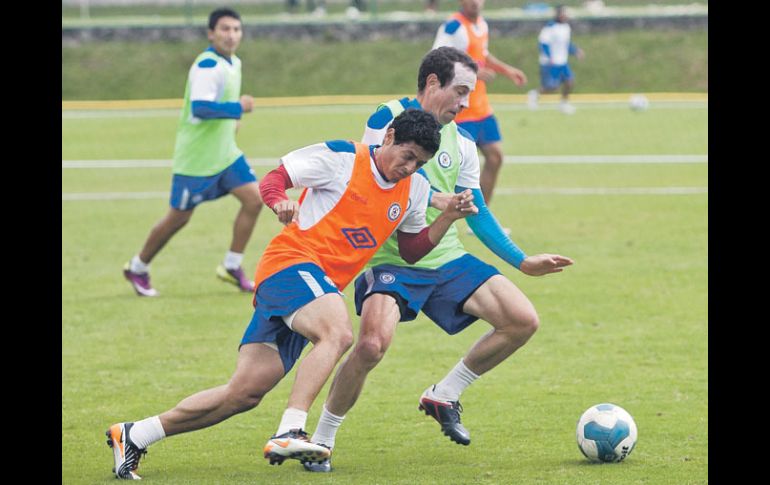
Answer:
[
  {"left": 576, "top": 403, "right": 638, "bottom": 463},
  {"left": 628, "top": 94, "right": 649, "bottom": 111}
]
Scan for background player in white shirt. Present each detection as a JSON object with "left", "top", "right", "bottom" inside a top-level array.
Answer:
[{"left": 528, "top": 5, "right": 586, "bottom": 114}]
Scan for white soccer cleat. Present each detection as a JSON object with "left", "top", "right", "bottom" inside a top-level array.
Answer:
[
  {"left": 263, "top": 429, "right": 331, "bottom": 465},
  {"left": 105, "top": 422, "right": 147, "bottom": 480}
]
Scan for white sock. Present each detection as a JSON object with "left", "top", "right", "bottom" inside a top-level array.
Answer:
[
  {"left": 129, "top": 255, "right": 149, "bottom": 274},
  {"left": 276, "top": 407, "right": 308, "bottom": 436},
  {"left": 223, "top": 251, "right": 244, "bottom": 270},
  {"left": 311, "top": 405, "right": 345, "bottom": 449},
  {"left": 128, "top": 416, "right": 166, "bottom": 449},
  {"left": 432, "top": 359, "right": 480, "bottom": 402}
]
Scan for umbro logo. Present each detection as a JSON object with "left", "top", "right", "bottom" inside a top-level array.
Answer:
[{"left": 348, "top": 192, "right": 368, "bottom": 204}]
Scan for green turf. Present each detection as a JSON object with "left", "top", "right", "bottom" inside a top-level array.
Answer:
[
  {"left": 61, "top": 29, "right": 708, "bottom": 100},
  {"left": 62, "top": 102, "right": 707, "bottom": 161},
  {"left": 62, "top": 103, "right": 707, "bottom": 484}
]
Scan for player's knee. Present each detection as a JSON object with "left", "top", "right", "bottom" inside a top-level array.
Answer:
[
  {"left": 483, "top": 147, "right": 503, "bottom": 168},
  {"left": 326, "top": 326, "right": 354, "bottom": 354},
  {"left": 241, "top": 195, "right": 263, "bottom": 214},
  {"left": 517, "top": 311, "right": 540, "bottom": 337},
  {"left": 499, "top": 309, "right": 539, "bottom": 339},
  {"left": 163, "top": 212, "right": 192, "bottom": 232},
  {"left": 229, "top": 385, "right": 267, "bottom": 412},
  {"left": 354, "top": 335, "right": 390, "bottom": 366},
  {"left": 249, "top": 196, "right": 264, "bottom": 211}
]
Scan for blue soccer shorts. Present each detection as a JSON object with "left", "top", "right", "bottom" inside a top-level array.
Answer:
[
  {"left": 241, "top": 263, "right": 341, "bottom": 374},
  {"left": 540, "top": 64, "right": 574, "bottom": 91},
  {"left": 169, "top": 155, "right": 257, "bottom": 210},
  {"left": 353, "top": 253, "right": 500, "bottom": 335},
  {"left": 457, "top": 115, "right": 502, "bottom": 146}
]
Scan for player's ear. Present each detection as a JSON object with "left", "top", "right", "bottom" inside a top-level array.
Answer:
[{"left": 426, "top": 73, "right": 440, "bottom": 90}]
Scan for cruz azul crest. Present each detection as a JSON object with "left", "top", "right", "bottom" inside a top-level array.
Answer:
[
  {"left": 387, "top": 203, "right": 402, "bottom": 221},
  {"left": 437, "top": 151, "right": 452, "bottom": 168}
]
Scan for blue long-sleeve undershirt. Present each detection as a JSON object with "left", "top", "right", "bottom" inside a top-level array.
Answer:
[
  {"left": 539, "top": 42, "right": 551, "bottom": 60},
  {"left": 191, "top": 100, "right": 243, "bottom": 120},
  {"left": 458, "top": 186, "right": 527, "bottom": 269}
]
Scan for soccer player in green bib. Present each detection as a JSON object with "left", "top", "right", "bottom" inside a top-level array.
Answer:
[
  {"left": 122, "top": 8, "right": 263, "bottom": 297},
  {"left": 304, "top": 47, "right": 574, "bottom": 471}
]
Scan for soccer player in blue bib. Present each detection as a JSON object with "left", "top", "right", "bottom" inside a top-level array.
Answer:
[{"left": 122, "top": 8, "right": 264, "bottom": 297}]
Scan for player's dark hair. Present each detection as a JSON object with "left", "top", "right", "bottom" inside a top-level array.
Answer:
[
  {"left": 417, "top": 46, "right": 478, "bottom": 93},
  {"left": 209, "top": 7, "right": 241, "bottom": 30},
  {"left": 391, "top": 109, "right": 441, "bottom": 157}
]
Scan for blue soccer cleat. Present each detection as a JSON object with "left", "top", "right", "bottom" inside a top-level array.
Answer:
[{"left": 418, "top": 385, "right": 471, "bottom": 445}]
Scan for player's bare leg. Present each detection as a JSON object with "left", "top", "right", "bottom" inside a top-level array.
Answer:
[
  {"left": 304, "top": 293, "right": 400, "bottom": 472},
  {"left": 264, "top": 293, "right": 353, "bottom": 466},
  {"left": 419, "top": 275, "right": 538, "bottom": 445},
  {"left": 160, "top": 343, "right": 285, "bottom": 435},
  {"left": 461, "top": 275, "right": 539, "bottom": 375},
  {"left": 107, "top": 343, "right": 284, "bottom": 479},
  {"left": 560, "top": 79, "right": 576, "bottom": 114},
  {"left": 325, "top": 293, "right": 400, "bottom": 416},
  {"left": 123, "top": 208, "right": 193, "bottom": 296},
  {"left": 228, "top": 181, "right": 263, "bottom": 254},
  {"left": 216, "top": 182, "right": 264, "bottom": 291},
  {"left": 138, "top": 208, "right": 194, "bottom": 264}
]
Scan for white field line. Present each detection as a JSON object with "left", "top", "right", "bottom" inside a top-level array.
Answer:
[
  {"left": 62, "top": 154, "right": 707, "bottom": 169},
  {"left": 62, "top": 186, "right": 707, "bottom": 201},
  {"left": 61, "top": 102, "right": 708, "bottom": 119},
  {"left": 60, "top": 94, "right": 708, "bottom": 112},
  {"left": 494, "top": 187, "right": 707, "bottom": 195},
  {"left": 62, "top": 192, "right": 168, "bottom": 201},
  {"left": 61, "top": 101, "right": 707, "bottom": 118}
]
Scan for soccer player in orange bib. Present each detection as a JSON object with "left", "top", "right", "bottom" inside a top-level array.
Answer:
[
  {"left": 104, "top": 109, "right": 477, "bottom": 480},
  {"left": 433, "top": 0, "right": 528, "bottom": 206}
]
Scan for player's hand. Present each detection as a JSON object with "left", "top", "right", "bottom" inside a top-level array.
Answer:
[
  {"left": 271, "top": 200, "right": 299, "bottom": 225},
  {"left": 520, "top": 253, "right": 574, "bottom": 276},
  {"left": 576, "top": 48, "right": 585, "bottom": 61},
  {"left": 240, "top": 95, "right": 255, "bottom": 113},
  {"left": 478, "top": 67, "right": 497, "bottom": 82},
  {"left": 442, "top": 189, "right": 478, "bottom": 220},
  {"left": 507, "top": 67, "right": 528, "bottom": 86},
  {"left": 430, "top": 191, "right": 452, "bottom": 211}
]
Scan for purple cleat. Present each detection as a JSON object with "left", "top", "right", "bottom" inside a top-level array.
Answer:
[
  {"left": 123, "top": 263, "right": 158, "bottom": 297},
  {"left": 216, "top": 264, "right": 255, "bottom": 292}
]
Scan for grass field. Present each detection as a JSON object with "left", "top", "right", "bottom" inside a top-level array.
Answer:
[
  {"left": 62, "top": 100, "right": 708, "bottom": 484},
  {"left": 62, "top": 29, "right": 708, "bottom": 100}
]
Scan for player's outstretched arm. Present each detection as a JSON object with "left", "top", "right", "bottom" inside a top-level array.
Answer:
[
  {"left": 519, "top": 254, "right": 574, "bottom": 276},
  {"left": 462, "top": 186, "right": 529, "bottom": 269},
  {"left": 486, "top": 53, "right": 527, "bottom": 86}
]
